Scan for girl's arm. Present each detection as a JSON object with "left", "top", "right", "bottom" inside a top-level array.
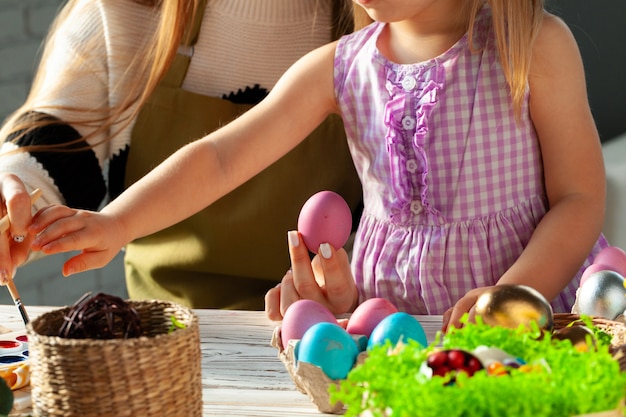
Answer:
[
  {"left": 30, "top": 41, "right": 340, "bottom": 275},
  {"left": 498, "top": 13, "right": 605, "bottom": 295},
  {"left": 445, "top": 13, "right": 605, "bottom": 330}
]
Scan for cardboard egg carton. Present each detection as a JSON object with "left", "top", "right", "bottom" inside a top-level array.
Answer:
[{"left": 271, "top": 326, "right": 367, "bottom": 414}]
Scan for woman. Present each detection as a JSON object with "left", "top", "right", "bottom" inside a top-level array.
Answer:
[{"left": 0, "top": 0, "right": 362, "bottom": 309}]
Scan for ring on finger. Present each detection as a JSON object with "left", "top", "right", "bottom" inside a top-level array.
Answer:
[{"left": 13, "top": 235, "right": 25, "bottom": 243}]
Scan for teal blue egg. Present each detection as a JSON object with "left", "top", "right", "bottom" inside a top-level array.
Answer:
[
  {"left": 367, "top": 312, "right": 428, "bottom": 350},
  {"left": 297, "top": 322, "right": 359, "bottom": 380}
]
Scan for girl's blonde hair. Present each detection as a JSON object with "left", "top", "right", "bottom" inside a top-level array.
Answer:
[{"left": 353, "top": 0, "right": 545, "bottom": 118}]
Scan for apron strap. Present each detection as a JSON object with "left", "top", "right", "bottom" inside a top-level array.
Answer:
[{"left": 160, "top": 0, "right": 208, "bottom": 88}]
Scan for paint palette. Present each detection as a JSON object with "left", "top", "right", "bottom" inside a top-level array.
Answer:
[{"left": 0, "top": 330, "right": 30, "bottom": 391}]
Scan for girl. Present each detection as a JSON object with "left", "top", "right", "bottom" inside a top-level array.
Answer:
[
  {"left": 0, "top": 0, "right": 361, "bottom": 309},
  {"left": 28, "top": 0, "right": 608, "bottom": 327}
]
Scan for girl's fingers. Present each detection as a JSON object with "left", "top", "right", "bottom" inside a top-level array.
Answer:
[
  {"left": 443, "top": 288, "right": 487, "bottom": 332},
  {"left": 30, "top": 205, "right": 77, "bottom": 231},
  {"left": 31, "top": 208, "right": 100, "bottom": 253},
  {"left": 62, "top": 250, "right": 115, "bottom": 277}
]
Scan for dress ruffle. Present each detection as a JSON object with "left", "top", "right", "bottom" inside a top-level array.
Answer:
[{"left": 384, "top": 63, "right": 446, "bottom": 225}]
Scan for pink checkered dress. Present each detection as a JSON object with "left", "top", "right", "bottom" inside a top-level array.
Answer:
[{"left": 334, "top": 9, "right": 609, "bottom": 314}]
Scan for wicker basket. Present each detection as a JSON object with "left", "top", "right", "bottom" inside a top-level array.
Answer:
[
  {"left": 26, "top": 300, "right": 202, "bottom": 417},
  {"left": 553, "top": 312, "right": 626, "bottom": 372}
]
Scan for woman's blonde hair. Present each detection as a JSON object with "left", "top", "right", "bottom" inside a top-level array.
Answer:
[
  {"left": 1, "top": 0, "right": 354, "bottom": 152},
  {"left": 0, "top": 0, "right": 200, "bottom": 151},
  {"left": 353, "top": 0, "right": 545, "bottom": 118}
]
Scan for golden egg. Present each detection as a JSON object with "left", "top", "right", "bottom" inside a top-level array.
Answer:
[
  {"left": 553, "top": 325, "right": 596, "bottom": 352},
  {"left": 474, "top": 285, "right": 554, "bottom": 331}
]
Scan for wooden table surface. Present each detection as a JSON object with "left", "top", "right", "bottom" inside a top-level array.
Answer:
[{"left": 0, "top": 305, "right": 443, "bottom": 416}]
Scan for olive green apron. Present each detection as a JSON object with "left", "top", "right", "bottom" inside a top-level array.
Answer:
[{"left": 124, "top": 3, "right": 362, "bottom": 309}]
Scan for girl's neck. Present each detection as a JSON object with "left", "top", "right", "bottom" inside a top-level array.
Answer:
[{"left": 377, "top": 2, "right": 471, "bottom": 64}]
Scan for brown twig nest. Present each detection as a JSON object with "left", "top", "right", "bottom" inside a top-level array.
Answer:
[{"left": 58, "top": 292, "right": 143, "bottom": 339}]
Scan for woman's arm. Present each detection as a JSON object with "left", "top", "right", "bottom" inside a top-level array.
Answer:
[{"left": 30, "top": 41, "right": 340, "bottom": 275}]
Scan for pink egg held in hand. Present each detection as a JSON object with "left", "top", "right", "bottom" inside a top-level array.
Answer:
[{"left": 297, "top": 190, "right": 352, "bottom": 253}]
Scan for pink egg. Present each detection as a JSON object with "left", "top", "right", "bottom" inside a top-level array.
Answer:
[
  {"left": 593, "top": 246, "right": 626, "bottom": 277},
  {"left": 346, "top": 298, "right": 399, "bottom": 337},
  {"left": 297, "top": 191, "right": 352, "bottom": 253},
  {"left": 280, "top": 299, "right": 337, "bottom": 348},
  {"left": 580, "top": 263, "right": 613, "bottom": 287}
]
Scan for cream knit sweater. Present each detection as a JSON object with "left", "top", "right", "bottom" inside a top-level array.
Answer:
[{"left": 0, "top": 0, "right": 335, "bottom": 211}]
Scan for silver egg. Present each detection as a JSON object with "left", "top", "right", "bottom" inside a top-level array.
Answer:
[
  {"left": 576, "top": 270, "right": 626, "bottom": 320},
  {"left": 474, "top": 284, "right": 554, "bottom": 331}
]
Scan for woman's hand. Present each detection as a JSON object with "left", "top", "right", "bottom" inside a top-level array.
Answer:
[
  {"left": 0, "top": 174, "right": 38, "bottom": 285},
  {"left": 29, "top": 205, "right": 127, "bottom": 276},
  {"left": 265, "top": 230, "right": 358, "bottom": 321}
]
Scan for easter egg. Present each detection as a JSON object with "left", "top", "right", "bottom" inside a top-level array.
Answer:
[
  {"left": 576, "top": 270, "right": 626, "bottom": 320},
  {"left": 346, "top": 298, "right": 399, "bottom": 337},
  {"left": 593, "top": 246, "right": 626, "bottom": 277},
  {"left": 425, "top": 349, "right": 483, "bottom": 379},
  {"left": 553, "top": 325, "right": 596, "bottom": 352},
  {"left": 581, "top": 263, "right": 613, "bottom": 287},
  {"left": 297, "top": 322, "right": 359, "bottom": 380},
  {"left": 472, "top": 346, "right": 521, "bottom": 368},
  {"left": 474, "top": 285, "right": 554, "bottom": 330},
  {"left": 280, "top": 299, "right": 337, "bottom": 348},
  {"left": 298, "top": 191, "right": 352, "bottom": 253},
  {"left": 367, "top": 312, "right": 428, "bottom": 350}
]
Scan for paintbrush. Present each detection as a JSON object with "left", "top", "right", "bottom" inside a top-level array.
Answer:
[
  {"left": 0, "top": 188, "right": 42, "bottom": 325},
  {"left": 5, "top": 278, "right": 29, "bottom": 324}
]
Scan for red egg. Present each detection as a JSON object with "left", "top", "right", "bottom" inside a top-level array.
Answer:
[
  {"left": 346, "top": 298, "right": 399, "bottom": 337},
  {"left": 593, "top": 246, "right": 626, "bottom": 277},
  {"left": 297, "top": 191, "right": 352, "bottom": 253}
]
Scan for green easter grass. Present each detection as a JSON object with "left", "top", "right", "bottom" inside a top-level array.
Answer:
[{"left": 331, "top": 316, "right": 626, "bottom": 417}]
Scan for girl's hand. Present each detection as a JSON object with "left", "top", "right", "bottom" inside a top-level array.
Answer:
[
  {"left": 265, "top": 230, "right": 358, "bottom": 321},
  {"left": 29, "top": 205, "right": 127, "bottom": 276},
  {"left": 442, "top": 286, "right": 498, "bottom": 332}
]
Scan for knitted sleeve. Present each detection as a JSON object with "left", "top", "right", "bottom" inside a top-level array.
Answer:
[{"left": 0, "top": 0, "right": 157, "bottom": 210}]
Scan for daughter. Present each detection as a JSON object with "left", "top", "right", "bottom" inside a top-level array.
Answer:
[{"left": 28, "top": 0, "right": 608, "bottom": 327}]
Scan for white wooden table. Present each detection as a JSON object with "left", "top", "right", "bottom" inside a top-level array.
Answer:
[{"left": 0, "top": 305, "right": 443, "bottom": 416}]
